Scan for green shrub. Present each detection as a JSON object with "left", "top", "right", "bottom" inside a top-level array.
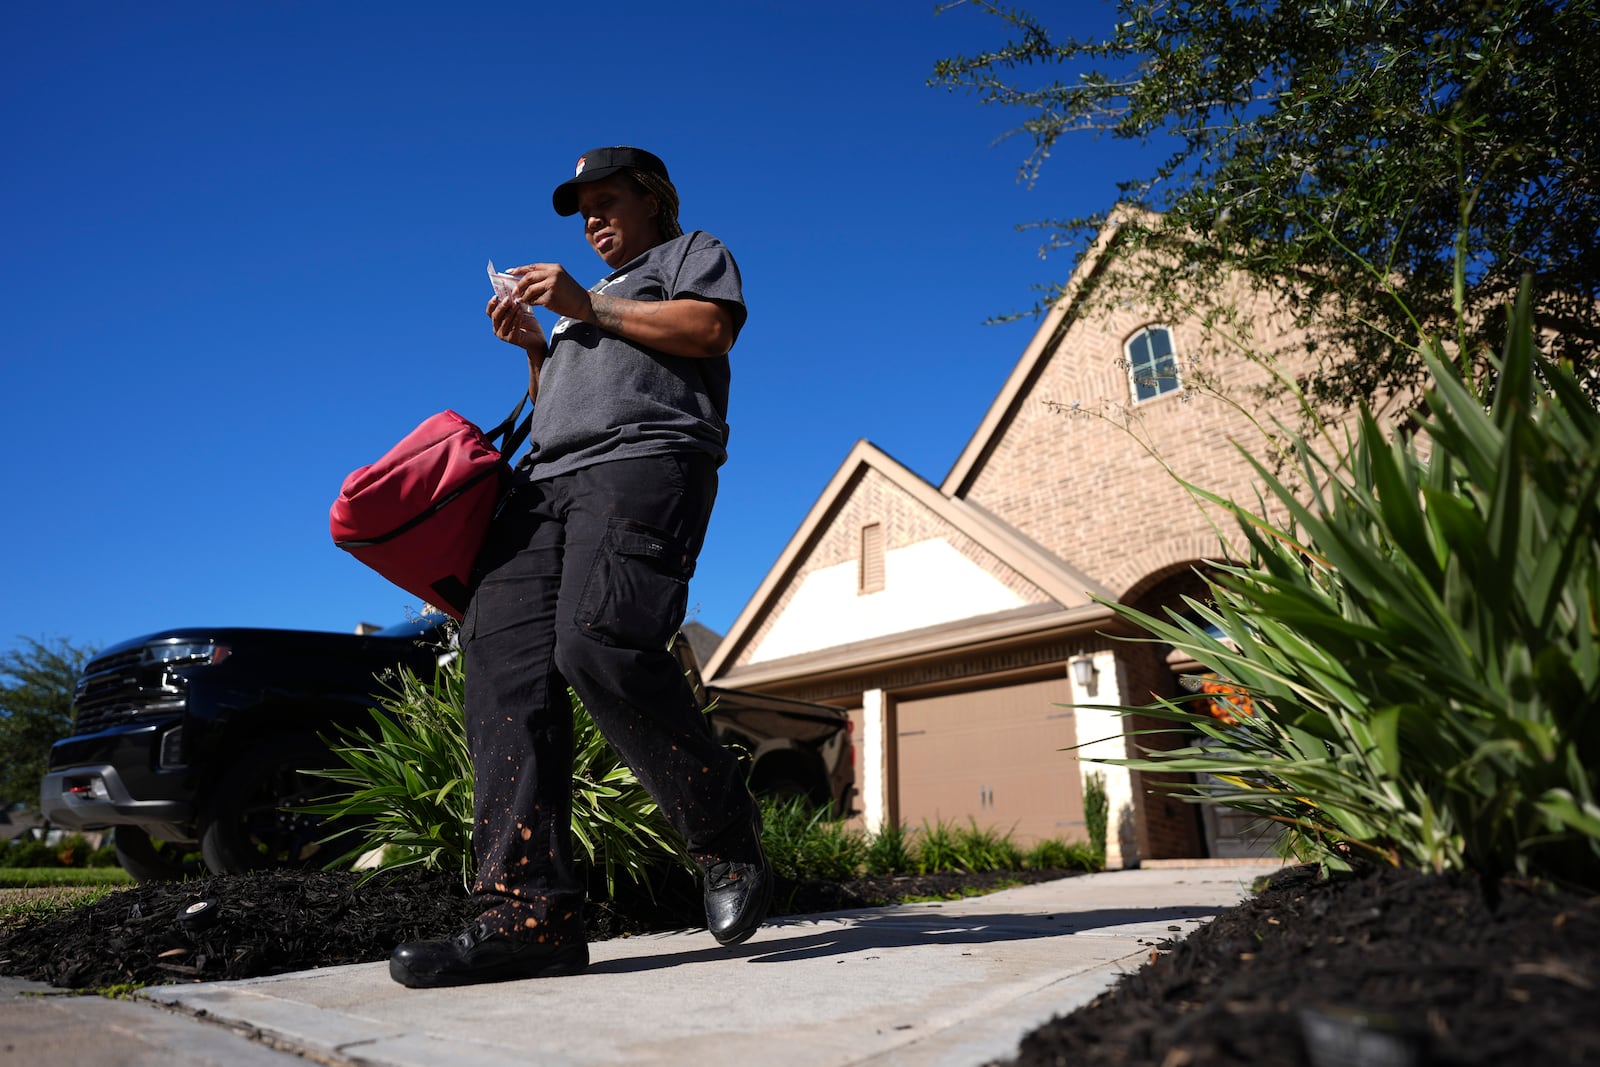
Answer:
[
  {"left": 950, "top": 819, "right": 1024, "bottom": 871},
  {"left": 864, "top": 819, "right": 913, "bottom": 875},
  {"left": 1095, "top": 281, "right": 1600, "bottom": 889},
  {"left": 762, "top": 813, "right": 1067, "bottom": 879},
  {"left": 1083, "top": 770, "right": 1108, "bottom": 866},
  {"left": 303, "top": 652, "right": 475, "bottom": 885},
  {"left": 307, "top": 642, "right": 686, "bottom": 896},
  {"left": 1024, "top": 837, "right": 1101, "bottom": 872},
  {"left": 1, "top": 840, "right": 61, "bottom": 869},
  {"left": 52, "top": 834, "right": 96, "bottom": 869},
  {"left": 909, "top": 817, "right": 1023, "bottom": 873},
  {"left": 759, "top": 796, "right": 867, "bottom": 881},
  {"left": 911, "top": 818, "right": 964, "bottom": 873}
]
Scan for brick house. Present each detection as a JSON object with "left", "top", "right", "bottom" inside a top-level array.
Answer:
[{"left": 703, "top": 219, "right": 1331, "bottom": 868}]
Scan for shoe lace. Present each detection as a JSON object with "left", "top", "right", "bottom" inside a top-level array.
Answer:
[{"left": 453, "top": 921, "right": 490, "bottom": 950}]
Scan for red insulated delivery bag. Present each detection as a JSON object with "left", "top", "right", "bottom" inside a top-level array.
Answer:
[{"left": 330, "top": 398, "right": 530, "bottom": 619}]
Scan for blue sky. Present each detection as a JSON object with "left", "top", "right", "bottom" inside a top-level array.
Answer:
[{"left": 3, "top": 1, "right": 1162, "bottom": 656}]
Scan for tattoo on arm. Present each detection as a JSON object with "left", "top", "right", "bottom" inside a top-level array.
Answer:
[
  {"left": 589, "top": 293, "right": 626, "bottom": 333},
  {"left": 589, "top": 293, "right": 665, "bottom": 334}
]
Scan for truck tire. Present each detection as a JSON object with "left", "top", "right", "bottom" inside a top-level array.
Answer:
[
  {"left": 113, "top": 826, "right": 205, "bottom": 882},
  {"left": 752, "top": 776, "right": 812, "bottom": 806},
  {"left": 749, "top": 764, "right": 831, "bottom": 814},
  {"left": 199, "top": 737, "right": 365, "bottom": 875}
]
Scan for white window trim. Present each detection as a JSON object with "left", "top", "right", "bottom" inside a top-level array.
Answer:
[{"left": 1124, "top": 324, "right": 1181, "bottom": 404}]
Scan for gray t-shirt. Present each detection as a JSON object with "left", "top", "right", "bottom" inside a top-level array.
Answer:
[{"left": 524, "top": 230, "right": 746, "bottom": 477}]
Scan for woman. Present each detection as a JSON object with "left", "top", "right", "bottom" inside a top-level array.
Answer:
[{"left": 390, "top": 147, "right": 769, "bottom": 989}]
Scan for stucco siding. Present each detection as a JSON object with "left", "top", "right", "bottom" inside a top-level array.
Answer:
[
  {"left": 733, "top": 465, "right": 1051, "bottom": 668},
  {"left": 748, "top": 538, "right": 1030, "bottom": 663}
]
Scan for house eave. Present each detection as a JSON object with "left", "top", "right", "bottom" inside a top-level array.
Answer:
[{"left": 709, "top": 601, "right": 1117, "bottom": 691}]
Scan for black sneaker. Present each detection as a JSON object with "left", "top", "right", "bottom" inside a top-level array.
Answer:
[
  {"left": 702, "top": 841, "right": 774, "bottom": 947},
  {"left": 390, "top": 920, "right": 589, "bottom": 988}
]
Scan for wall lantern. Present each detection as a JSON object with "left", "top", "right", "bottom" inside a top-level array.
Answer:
[{"left": 1071, "top": 655, "right": 1098, "bottom": 689}]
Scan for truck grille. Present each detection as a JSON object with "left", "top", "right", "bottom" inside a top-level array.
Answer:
[{"left": 72, "top": 655, "right": 188, "bottom": 735}]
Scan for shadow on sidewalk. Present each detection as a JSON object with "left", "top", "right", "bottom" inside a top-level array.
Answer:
[{"left": 586, "top": 904, "right": 1222, "bottom": 975}]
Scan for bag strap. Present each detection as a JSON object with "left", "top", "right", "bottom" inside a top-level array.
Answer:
[{"left": 485, "top": 394, "right": 534, "bottom": 461}]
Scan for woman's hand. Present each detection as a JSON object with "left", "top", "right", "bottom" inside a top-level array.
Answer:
[
  {"left": 507, "top": 263, "right": 594, "bottom": 322},
  {"left": 505, "top": 263, "right": 732, "bottom": 359},
  {"left": 487, "top": 296, "right": 547, "bottom": 354},
  {"left": 498, "top": 261, "right": 734, "bottom": 358}
]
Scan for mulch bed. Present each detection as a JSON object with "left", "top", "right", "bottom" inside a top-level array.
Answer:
[
  {"left": 0, "top": 864, "right": 1065, "bottom": 990},
  {"left": 999, "top": 863, "right": 1600, "bottom": 1067},
  {"left": 2, "top": 862, "right": 1596, "bottom": 1066}
]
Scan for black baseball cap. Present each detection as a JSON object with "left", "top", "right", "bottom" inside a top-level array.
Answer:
[{"left": 551, "top": 146, "right": 671, "bottom": 216}]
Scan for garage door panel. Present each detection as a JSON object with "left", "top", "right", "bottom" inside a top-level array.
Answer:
[{"left": 895, "top": 678, "right": 1084, "bottom": 845}]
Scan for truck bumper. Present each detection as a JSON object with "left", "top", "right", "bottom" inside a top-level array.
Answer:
[
  {"left": 40, "top": 764, "right": 193, "bottom": 830},
  {"left": 40, "top": 722, "right": 195, "bottom": 831}
]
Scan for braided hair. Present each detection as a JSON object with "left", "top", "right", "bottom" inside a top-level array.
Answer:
[{"left": 627, "top": 168, "right": 684, "bottom": 241}]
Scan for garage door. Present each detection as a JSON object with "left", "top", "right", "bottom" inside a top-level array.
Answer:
[{"left": 894, "top": 676, "right": 1083, "bottom": 845}]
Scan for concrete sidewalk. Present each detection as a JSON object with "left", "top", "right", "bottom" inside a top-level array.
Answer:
[{"left": 3, "top": 862, "right": 1282, "bottom": 1067}]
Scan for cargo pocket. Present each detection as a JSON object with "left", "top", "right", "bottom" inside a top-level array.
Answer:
[{"left": 577, "top": 517, "right": 692, "bottom": 650}]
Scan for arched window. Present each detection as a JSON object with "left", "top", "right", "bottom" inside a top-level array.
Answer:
[{"left": 1124, "top": 326, "right": 1180, "bottom": 403}]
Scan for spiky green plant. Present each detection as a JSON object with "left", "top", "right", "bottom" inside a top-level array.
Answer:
[
  {"left": 1093, "top": 281, "right": 1600, "bottom": 889},
  {"left": 304, "top": 653, "right": 475, "bottom": 885},
  {"left": 1083, "top": 770, "right": 1109, "bottom": 867},
  {"left": 758, "top": 796, "right": 867, "bottom": 881},
  {"left": 902, "top": 818, "right": 1053, "bottom": 873},
  {"left": 306, "top": 645, "right": 687, "bottom": 894},
  {"left": 910, "top": 818, "right": 965, "bottom": 873},
  {"left": 949, "top": 819, "right": 1024, "bottom": 871},
  {"left": 864, "top": 819, "right": 913, "bottom": 875},
  {"left": 1022, "top": 837, "right": 1102, "bottom": 872}
]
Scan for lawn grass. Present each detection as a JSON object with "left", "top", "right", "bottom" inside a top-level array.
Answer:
[
  {"left": 0, "top": 867, "right": 133, "bottom": 888},
  {"left": 0, "top": 887, "right": 126, "bottom": 936}
]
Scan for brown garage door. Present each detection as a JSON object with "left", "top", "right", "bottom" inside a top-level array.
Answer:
[{"left": 894, "top": 676, "right": 1083, "bottom": 846}]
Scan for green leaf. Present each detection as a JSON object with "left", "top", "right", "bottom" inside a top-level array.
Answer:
[{"left": 1537, "top": 791, "right": 1600, "bottom": 837}]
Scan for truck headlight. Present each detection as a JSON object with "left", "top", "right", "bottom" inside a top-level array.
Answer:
[{"left": 142, "top": 642, "right": 230, "bottom": 666}]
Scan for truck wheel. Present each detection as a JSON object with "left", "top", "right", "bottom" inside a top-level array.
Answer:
[
  {"left": 113, "top": 826, "right": 205, "bottom": 882},
  {"left": 748, "top": 751, "right": 830, "bottom": 812},
  {"left": 753, "top": 776, "right": 812, "bottom": 806},
  {"left": 199, "top": 737, "right": 365, "bottom": 875}
]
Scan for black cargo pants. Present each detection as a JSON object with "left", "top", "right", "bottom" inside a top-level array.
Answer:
[{"left": 461, "top": 452, "right": 757, "bottom": 944}]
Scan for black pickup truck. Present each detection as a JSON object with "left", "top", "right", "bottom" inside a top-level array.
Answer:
[{"left": 41, "top": 615, "right": 853, "bottom": 881}]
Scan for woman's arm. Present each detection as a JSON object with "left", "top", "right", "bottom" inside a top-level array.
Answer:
[{"left": 586, "top": 292, "right": 735, "bottom": 358}]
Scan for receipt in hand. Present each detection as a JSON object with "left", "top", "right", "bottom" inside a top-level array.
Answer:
[{"left": 487, "top": 260, "right": 521, "bottom": 302}]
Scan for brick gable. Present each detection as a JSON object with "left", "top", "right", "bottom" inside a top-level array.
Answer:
[{"left": 951, "top": 272, "right": 1316, "bottom": 598}]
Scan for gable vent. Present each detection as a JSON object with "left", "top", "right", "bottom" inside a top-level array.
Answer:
[{"left": 859, "top": 522, "right": 885, "bottom": 594}]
